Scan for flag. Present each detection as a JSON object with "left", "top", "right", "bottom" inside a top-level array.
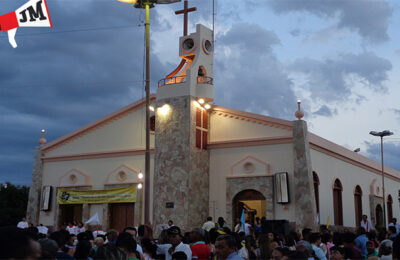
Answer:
[
  {"left": 0, "top": 0, "right": 52, "bottom": 48},
  {"left": 326, "top": 216, "right": 330, "bottom": 229},
  {"left": 85, "top": 213, "right": 100, "bottom": 225},
  {"left": 240, "top": 209, "right": 245, "bottom": 232}
]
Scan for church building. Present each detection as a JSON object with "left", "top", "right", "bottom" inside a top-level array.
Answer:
[{"left": 27, "top": 20, "right": 400, "bottom": 233}]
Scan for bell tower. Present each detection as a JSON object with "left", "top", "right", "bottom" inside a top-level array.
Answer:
[{"left": 153, "top": 15, "right": 214, "bottom": 230}]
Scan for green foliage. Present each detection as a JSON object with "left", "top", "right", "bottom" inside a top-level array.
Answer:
[{"left": 0, "top": 182, "right": 29, "bottom": 227}]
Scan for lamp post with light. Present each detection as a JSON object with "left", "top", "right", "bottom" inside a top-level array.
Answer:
[
  {"left": 117, "top": 0, "right": 180, "bottom": 225},
  {"left": 369, "top": 130, "right": 394, "bottom": 228}
]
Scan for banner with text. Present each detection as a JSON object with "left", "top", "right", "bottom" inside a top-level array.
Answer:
[{"left": 57, "top": 186, "right": 137, "bottom": 204}]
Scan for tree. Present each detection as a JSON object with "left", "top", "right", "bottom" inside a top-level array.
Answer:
[{"left": 0, "top": 182, "right": 29, "bottom": 226}]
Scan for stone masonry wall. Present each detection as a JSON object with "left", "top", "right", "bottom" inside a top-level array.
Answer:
[
  {"left": 292, "top": 120, "right": 318, "bottom": 230},
  {"left": 26, "top": 146, "right": 43, "bottom": 225},
  {"left": 153, "top": 96, "right": 209, "bottom": 232}
]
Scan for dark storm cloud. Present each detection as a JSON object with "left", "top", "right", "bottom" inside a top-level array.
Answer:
[
  {"left": 313, "top": 105, "right": 336, "bottom": 117},
  {"left": 263, "top": 0, "right": 392, "bottom": 43},
  {"left": 289, "top": 52, "right": 392, "bottom": 102},
  {"left": 214, "top": 23, "right": 297, "bottom": 119},
  {"left": 0, "top": 0, "right": 173, "bottom": 185},
  {"left": 365, "top": 141, "right": 400, "bottom": 172}
]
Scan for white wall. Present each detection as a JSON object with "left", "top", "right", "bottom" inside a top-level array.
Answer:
[
  {"left": 209, "top": 143, "right": 295, "bottom": 225},
  {"left": 311, "top": 149, "right": 400, "bottom": 227}
]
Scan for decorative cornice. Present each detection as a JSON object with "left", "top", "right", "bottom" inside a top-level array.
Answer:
[
  {"left": 211, "top": 106, "right": 293, "bottom": 130},
  {"left": 309, "top": 133, "right": 400, "bottom": 182},
  {"left": 208, "top": 136, "right": 293, "bottom": 149},
  {"left": 42, "top": 95, "right": 156, "bottom": 153},
  {"left": 42, "top": 148, "right": 155, "bottom": 162},
  {"left": 226, "top": 174, "right": 273, "bottom": 179}
]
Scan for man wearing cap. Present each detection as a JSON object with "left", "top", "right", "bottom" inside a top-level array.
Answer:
[
  {"left": 190, "top": 227, "right": 210, "bottom": 259},
  {"left": 157, "top": 226, "right": 192, "bottom": 260}
]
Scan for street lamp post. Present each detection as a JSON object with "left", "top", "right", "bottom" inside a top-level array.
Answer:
[
  {"left": 370, "top": 130, "right": 394, "bottom": 229},
  {"left": 117, "top": 0, "right": 180, "bottom": 225}
]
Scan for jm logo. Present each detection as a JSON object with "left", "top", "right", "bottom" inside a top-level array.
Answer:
[{"left": 19, "top": 0, "right": 47, "bottom": 23}]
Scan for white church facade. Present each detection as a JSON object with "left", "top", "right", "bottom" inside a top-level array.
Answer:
[{"left": 27, "top": 23, "right": 400, "bottom": 233}]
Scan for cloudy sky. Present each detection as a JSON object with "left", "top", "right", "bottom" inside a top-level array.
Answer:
[{"left": 0, "top": 0, "right": 399, "bottom": 185}]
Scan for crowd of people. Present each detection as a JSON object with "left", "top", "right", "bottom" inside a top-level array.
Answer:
[{"left": 2, "top": 215, "right": 400, "bottom": 259}]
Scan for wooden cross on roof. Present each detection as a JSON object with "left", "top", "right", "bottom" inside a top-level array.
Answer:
[{"left": 175, "top": 0, "right": 197, "bottom": 36}]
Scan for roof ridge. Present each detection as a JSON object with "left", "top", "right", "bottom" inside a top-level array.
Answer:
[{"left": 42, "top": 94, "right": 156, "bottom": 152}]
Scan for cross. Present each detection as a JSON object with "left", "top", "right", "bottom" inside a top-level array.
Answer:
[{"left": 175, "top": 0, "right": 197, "bottom": 36}]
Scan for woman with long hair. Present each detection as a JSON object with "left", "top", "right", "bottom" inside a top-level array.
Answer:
[{"left": 257, "top": 233, "right": 272, "bottom": 260}]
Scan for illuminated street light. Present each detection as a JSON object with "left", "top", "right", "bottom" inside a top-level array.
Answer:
[{"left": 369, "top": 130, "right": 394, "bottom": 228}]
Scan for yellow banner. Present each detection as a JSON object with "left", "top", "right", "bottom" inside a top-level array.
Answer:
[{"left": 58, "top": 186, "right": 137, "bottom": 204}]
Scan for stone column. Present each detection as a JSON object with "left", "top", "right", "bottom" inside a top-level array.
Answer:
[
  {"left": 26, "top": 146, "right": 43, "bottom": 225},
  {"left": 153, "top": 96, "right": 209, "bottom": 232},
  {"left": 293, "top": 120, "right": 318, "bottom": 230}
]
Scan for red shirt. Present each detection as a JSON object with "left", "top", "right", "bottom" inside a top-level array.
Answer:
[{"left": 191, "top": 241, "right": 210, "bottom": 260}]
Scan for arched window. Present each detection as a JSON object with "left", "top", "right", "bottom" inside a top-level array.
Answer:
[
  {"left": 313, "top": 172, "right": 320, "bottom": 215},
  {"left": 354, "top": 185, "right": 363, "bottom": 227},
  {"left": 333, "top": 179, "right": 343, "bottom": 226},
  {"left": 387, "top": 194, "right": 393, "bottom": 223}
]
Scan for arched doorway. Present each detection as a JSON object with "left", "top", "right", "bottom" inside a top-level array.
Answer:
[
  {"left": 232, "top": 189, "right": 266, "bottom": 227},
  {"left": 376, "top": 204, "right": 383, "bottom": 228}
]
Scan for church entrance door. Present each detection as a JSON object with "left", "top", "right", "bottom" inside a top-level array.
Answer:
[
  {"left": 109, "top": 203, "right": 135, "bottom": 232},
  {"left": 375, "top": 204, "right": 383, "bottom": 228},
  {"left": 232, "top": 190, "right": 266, "bottom": 227},
  {"left": 59, "top": 204, "right": 82, "bottom": 226}
]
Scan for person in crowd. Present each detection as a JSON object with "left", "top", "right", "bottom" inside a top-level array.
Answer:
[
  {"left": 171, "top": 251, "right": 187, "bottom": 259},
  {"left": 208, "top": 228, "right": 219, "bottom": 258},
  {"left": 310, "top": 232, "right": 327, "bottom": 260},
  {"left": 168, "top": 220, "right": 174, "bottom": 228},
  {"left": 202, "top": 216, "right": 215, "bottom": 232},
  {"left": 389, "top": 217, "right": 400, "bottom": 234},
  {"left": 355, "top": 226, "right": 368, "bottom": 258},
  {"left": 233, "top": 218, "right": 242, "bottom": 233},
  {"left": 254, "top": 217, "right": 262, "bottom": 235},
  {"left": 361, "top": 215, "right": 373, "bottom": 232},
  {"left": 271, "top": 247, "right": 287, "bottom": 260},
  {"left": 92, "top": 225, "right": 105, "bottom": 238},
  {"left": 267, "top": 232, "right": 275, "bottom": 242},
  {"left": 379, "top": 239, "right": 393, "bottom": 259},
  {"left": 329, "top": 246, "right": 345, "bottom": 260},
  {"left": 217, "top": 217, "right": 227, "bottom": 230},
  {"left": 388, "top": 225, "right": 397, "bottom": 240},
  {"left": 296, "top": 240, "right": 313, "bottom": 259},
  {"left": 39, "top": 238, "right": 59, "bottom": 260},
  {"left": 141, "top": 238, "right": 158, "bottom": 260},
  {"left": 66, "top": 222, "right": 77, "bottom": 235},
  {"left": 17, "top": 217, "right": 29, "bottom": 229},
  {"left": 116, "top": 232, "right": 141, "bottom": 260},
  {"left": 94, "top": 230, "right": 127, "bottom": 260},
  {"left": 124, "top": 226, "right": 144, "bottom": 255},
  {"left": 74, "top": 239, "right": 92, "bottom": 260},
  {"left": 189, "top": 227, "right": 211, "bottom": 259},
  {"left": 76, "top": 222, "right": 85, "bottom": 234},
  {"left": 215, "top": 234, "right": 243, "bottom": 260},
  {"left": 366, "top": 240, "right": 378, "bottom": 258},
  {"left": 0, "top": 226, "right": 41, "bottom": 259},
  {"left": 49, "top": 230, "right": 75, "bottom": 260},
  {"left": 92, "top": 237, "right": 104, "bottom": 254},
  {"left": 284, "top": 232, "right": 298, "bottom": 251},
  {"left": 342, "top": 232, "right": 362, "bottom": 259},
  {"left": 320, "top": 232, "right": 333, "bottom": 258},
  {"left": 157, "top": 226, "right": 192, "bottom": 260}
]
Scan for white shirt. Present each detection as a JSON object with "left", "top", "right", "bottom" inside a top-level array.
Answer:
[
  {"left": 38, "top": 225, "right": 48, "bottom": 234},
  {"left": 17, "top": 221, "right": 29, "bottom": 229},
  {"left": 157, "top": 242, "right": 192, "bottom": 260},
  {"left": 202, "top": 221, "right": 215, "bottom": 232},
  {"left": 360, "top": 220, "right": 373, "bottom": 232},
  {"left": 66, "top": 225, "right": 77, "bottom": 235}
]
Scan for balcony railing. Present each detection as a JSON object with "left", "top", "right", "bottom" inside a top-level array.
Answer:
[{"left": 158, "top": 75, "right": 214, "bottom": 87}]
